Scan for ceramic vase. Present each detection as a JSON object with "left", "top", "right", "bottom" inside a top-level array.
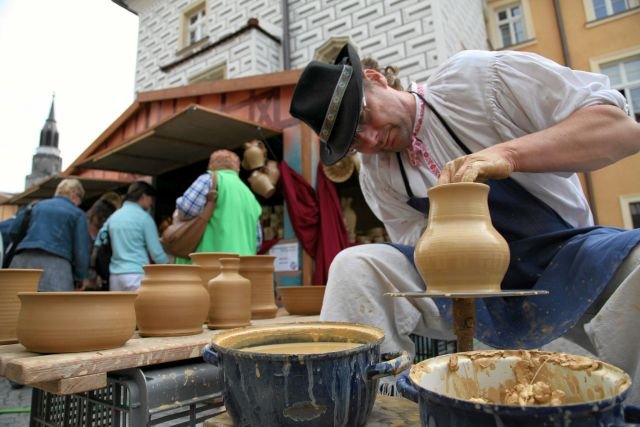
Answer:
[
  {"left": 249, "top": 170, "right": 275, "bottom": 198},
  {"left": 207, "top": 257, "right": 252, "bottom": 329},
  {"left": 0, "top": 269, "right": 42, "bottom": 344},
  {"left": 135, "top": 264, "right": 209, "bottom": 336},
  {"left": 17, "top": 292, "right": 137, "bottom": 353},
  {"left": 264, "top": 160, "right": 280, "bottom": 186},
  {"left": 240, "top": 255, "right": 278, "bottom": 319},
  {"left": 190, "top": 252, "right": 240, "bottom": 290},
  {"left": 414, "top": 182, "right": 510, "bottom": 293},
  {"left": 242, "top": 140, "right": 267, "bottom": 170}
]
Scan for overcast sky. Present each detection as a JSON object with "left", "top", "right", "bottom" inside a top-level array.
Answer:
[{"left": 0, "top": 0, "right": 138, "bottom": 194}]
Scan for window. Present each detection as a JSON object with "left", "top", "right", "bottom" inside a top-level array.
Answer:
[
  {"left": 182, "top": 3, "right": 207, "bottom": 48},
  {"left": 496, "top": 3, "right": 527, "bottom": 47},
  {"left": 592, "top": 0, "right": 639, "bottom": 19},
  {"left": 600, "top": 56, "right": 640, "bottom": 122},
  {"left": 620, "top": 194, "right": 640, "bottom": 229}
]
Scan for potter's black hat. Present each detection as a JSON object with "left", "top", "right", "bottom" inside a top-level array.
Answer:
[{"left": 289, "top": 44, "right": 363, "bottom": 165}]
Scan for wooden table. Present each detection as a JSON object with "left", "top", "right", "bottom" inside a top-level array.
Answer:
[{"left": 0, "top": 311, "right": 319, "bottom": 395}]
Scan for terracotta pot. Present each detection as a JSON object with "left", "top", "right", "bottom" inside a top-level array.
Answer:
[
  {"left": 240, "top": 255, "right": 278, "bottom": 319},
  {"left": 190, "top": 252, "right": 240, "bottom": 289},
  {"left": 248, "top": 170, "right": 275, "bottom": 198},
  {"left": 207, "top": 257, "right": 252, "bottom": 329},
  {"left": 414, "top": 182, "right": 510, "bottom": 293},
  {"left": 277, "top": 285, "right": 326, "bottom": 315},
  {"left": 242, "top": 140, "right": 266, "bottom": 170},
  {"left": 135, "top": 264, "right": 209, "bottom": 337},
  {"left": 17, "top": 292, "right": 137, "bottom": 353},
  {"left": 0, "top": 269, "right": 42, "bottom": 344},
  {"left": 264, "top": 160, "right": 280, "bottom": 185}
]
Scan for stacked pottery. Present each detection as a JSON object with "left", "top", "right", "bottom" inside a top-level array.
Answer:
[
  {"left": 0, "top": 269, "right": 42, "bottom": 344},
  {"left": 190, "top": 252, "right": 240, "bottom": 290},
  {"left": 239, "top": 255, "right": 278, "bottom": 319},
  {"left": 207, "top": 257, "right": 252, "bottom": 329},
  {"left": 413, "top": 182, "right": 509, "bottom": 293},
  {"left": 242, "top": 140, "right": 267, "bottom": 170},
  {"left": 248, "top": 170, "right": 275, "bottom": 198},
  {"left": 135, "top": 264, "right": 209, "bottom": 336}
]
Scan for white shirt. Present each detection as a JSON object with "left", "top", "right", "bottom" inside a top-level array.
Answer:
[{"left": 360, "top": 50, "right": 628, "bottom": 245}]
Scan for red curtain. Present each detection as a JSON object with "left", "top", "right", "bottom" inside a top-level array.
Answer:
[{"left": 276, "top": 161, "right": 349, "bottom": 285}]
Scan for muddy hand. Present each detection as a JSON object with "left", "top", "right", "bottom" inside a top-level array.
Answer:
[{"left": 439, "top": 150, "right": 514, "bottom": 184}]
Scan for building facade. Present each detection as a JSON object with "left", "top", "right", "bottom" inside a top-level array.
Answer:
[
  {"left": 124, "top": 0, "right": 487, "bottom": 91},
  {"left": 484, "top": 0, "right": 640, "bottom": 228}
]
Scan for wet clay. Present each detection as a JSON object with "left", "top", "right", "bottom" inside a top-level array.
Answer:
[
  {"left": 241, "top": 341, "right": 362, "bottom": 354},
  {"left": 429, "top": 350, "right": 623, "bottom": 406}
]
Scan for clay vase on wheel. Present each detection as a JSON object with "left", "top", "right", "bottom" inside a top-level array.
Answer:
[
  {"left": 414, "top": 182, "right": 509, "bottom": 293},
  {"left": 135, "top": 264, "right": 209, "bottom": 336},
  {"left": 0, "top": 269, "right": 42, "bottom": 344},
  {"left": 239, "top": 255, "right": 278, "bottom": 319},
  {"left": 207, "top": 258, "right": 252, "bottom": 329}
]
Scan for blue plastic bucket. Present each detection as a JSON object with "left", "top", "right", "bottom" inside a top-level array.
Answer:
[
  {"left": 398, "top": 350, "right": 640, "bottom": 427},
  {"left": 202, "top": 321, "right": 411, "bottom": 427}
]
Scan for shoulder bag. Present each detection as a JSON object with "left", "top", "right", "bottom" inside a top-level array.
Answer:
[{"left": 161, "top": 173, "right": 218, "bottom": 258}]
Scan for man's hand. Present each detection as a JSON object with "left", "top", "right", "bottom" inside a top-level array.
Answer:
[{"left": 439, "top": 147, "right": 515, "bottom": 184}]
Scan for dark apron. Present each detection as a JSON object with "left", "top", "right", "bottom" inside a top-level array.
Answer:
[{"left": 389, "top": 95, "right": 640, "bottom": 348}]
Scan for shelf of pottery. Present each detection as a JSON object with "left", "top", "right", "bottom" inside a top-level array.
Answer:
[{"left": 260, "top": 205, "right": 284, "bottom": 241}]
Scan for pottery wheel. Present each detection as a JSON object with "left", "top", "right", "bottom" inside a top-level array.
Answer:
[
  {"left": 385, "top": 289, "right": 549, "bottom": 352},
  {"left": 384, "top": 289, "right": 549, "bottom": 298}
]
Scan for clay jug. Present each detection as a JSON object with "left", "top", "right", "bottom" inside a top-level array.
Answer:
[
  {"left": 264, "top": 160, "right": 280, "bottom": 185},
  {"left": 248, "top": 170, "right": 275, "bottom": 198},
  {"left": 341, "top": 197, "right": 357, "bottom": 243},
  {"left": 208, "top": 258, "right": 252, "bottom": 329},
  {"left": 0, "top": 269, "right": 42, "bottom": 344},
  {"left": 239, "top": 255, "right": 278, "bottom": 319},
  {"left": 414, "top": 182, "right": 509, "bottom": 293},
  {"left": 190, "top": 252, "right": 239, "bottom": 290},
  {"left": 135, "top": 264, "right": 209, "bottom": 336},
  {"left": 242, "top": 140, "right": 267, "bottom": 170}
]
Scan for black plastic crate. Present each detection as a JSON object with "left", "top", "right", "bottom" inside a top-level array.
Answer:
[
  {"left": 410, "top": 334, "right": 457, "bottom": 362},
  {"left": 30, "top": 359, "right": 224, "bottom": 427}
]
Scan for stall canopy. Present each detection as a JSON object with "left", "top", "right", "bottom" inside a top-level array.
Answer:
[
  {"left": 3, "top": 175, "right": 132, "bottom": 206},
  {"left": 77, "top": 104, "right": 281, "bottom": 176}
]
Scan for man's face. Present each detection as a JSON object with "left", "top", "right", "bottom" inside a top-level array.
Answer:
[{"left": 349, "top": 70, "right": 413, "bottom": 155}]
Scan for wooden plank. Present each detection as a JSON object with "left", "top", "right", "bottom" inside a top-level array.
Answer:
[
  {"left": 33, "top": 373, "right": 107, "bottom": 395},
  {"left": 1, "top": 313, "right": 319, "bottom": 386},
  {"left": 0, "top": 344, "right": 37, "bottom": 376}
]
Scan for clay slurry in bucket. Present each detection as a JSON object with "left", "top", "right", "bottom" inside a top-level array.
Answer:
[{"left": 239, "top": 341, "right": 362, "bottom": 354}]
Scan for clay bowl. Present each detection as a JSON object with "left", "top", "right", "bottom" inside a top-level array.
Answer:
[
  {"left": 277, "top": 285, "right": 326, "bottom": 315},
  {"left": 0, "top": 269, "right": 42, "bottom": 344},
  {"left": 17, "top": 292, "right": 137, "bottom": 353}
]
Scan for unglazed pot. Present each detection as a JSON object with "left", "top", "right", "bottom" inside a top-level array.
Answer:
[
  {"left": 135, "top": 264, "right": 209, "bottom": 336},
  {"left": 207, "top": 257, "right": 251, "bottom": 329},
  {"left": 0, "top": 269, "right": 42, "bottom": 344},
  {"left": 190, "top": 252, "right": 239, "bottom": 290},
  {"left": 264, "top": 160, "right": 280, "bottom": 185},
  {"left": 248, "top": 170, "right": 275, "bottom": 198},
  {"left": 240, "top": 255, "right": 278, "bottom": 319},
  {"left": 242, "top": 140, "right": 267, "bottom": 170},
  {"left": 17, "top": 292, "right": 137, "bottom": 353},
  {"left": 414, "top": 183, "right": 509, "bottom": 293}
]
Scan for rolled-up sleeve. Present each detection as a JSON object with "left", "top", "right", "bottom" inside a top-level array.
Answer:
[{"left": 488, "top": 51, "right": 628, "bottom": 138}]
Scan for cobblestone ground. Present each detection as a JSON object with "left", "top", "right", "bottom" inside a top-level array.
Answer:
[{"left": 0, "top": 378, "right": 32, "bottom": 427}]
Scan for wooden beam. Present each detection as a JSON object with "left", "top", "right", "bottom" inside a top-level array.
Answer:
[{"left": 34, "top": 373, "right": 107, "bottom": 395}]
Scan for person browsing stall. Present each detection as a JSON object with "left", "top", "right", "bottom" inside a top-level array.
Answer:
[{"left": 289, "top": 44, "right": 640, "bottom": 402}]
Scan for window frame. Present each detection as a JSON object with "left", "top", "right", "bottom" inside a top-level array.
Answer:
[
  {"left": 180, "top": 1, "right": 207, "bottom": 49},
  {"left": 583, "top": 0, "right": 640, "bottom": 22},
  {"left": 485, "top": 0, "right": 535, "bottom": 50},
  {"left": 619, "top": 193, "right": 640, "bottom": 229},
  {"left": 591, "top": 47, "right": 640, "bottom": 122}
]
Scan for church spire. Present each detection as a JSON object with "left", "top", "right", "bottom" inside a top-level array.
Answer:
[{"left": 39, "top": 93, "right": 59, "bottom": 148}]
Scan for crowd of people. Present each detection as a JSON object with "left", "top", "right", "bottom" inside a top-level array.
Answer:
[{"left": 0, "top": 149, "right": 262, "bottom": 293}]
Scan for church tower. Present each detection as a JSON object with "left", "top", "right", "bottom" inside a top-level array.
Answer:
[{"left": 25, "top": 95, "right": 62, "bottom": 189}]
